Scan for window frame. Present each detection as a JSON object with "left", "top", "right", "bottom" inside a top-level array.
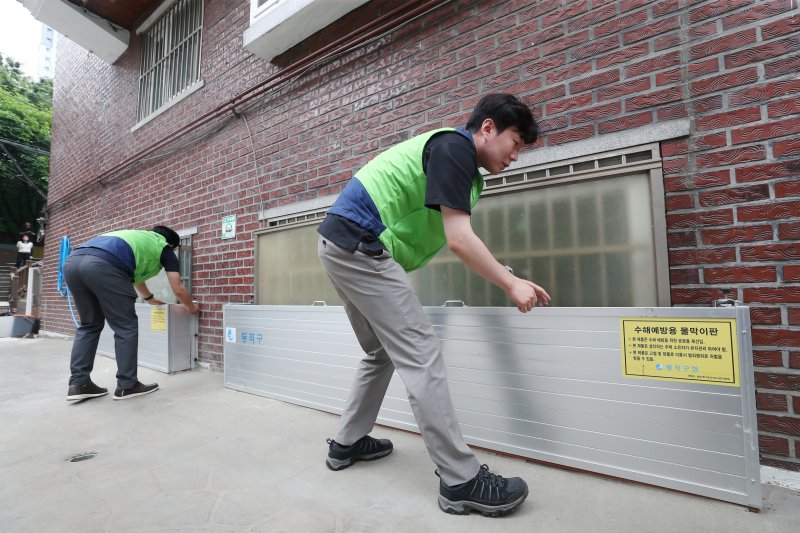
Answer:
[
  {"left": 254, "top": 143, "right": 670, "bottom": 307},
  {"left": 481, "top": 142, "right": 670, "bottom": 307},
  {"left": 244, "top": 0, "right": 372, "bottom": 62},
  {"left": 135, "top": 0, "right": 204, "bottom": 127},
  {"left": 178, "top": 234, "right": 193, "bottom": 295},
  {"left": 254, "top": 209, "right": 329, "bottom": 305},
  {"left": 251, "top": 0, "right": 282, "bottom": 23}
]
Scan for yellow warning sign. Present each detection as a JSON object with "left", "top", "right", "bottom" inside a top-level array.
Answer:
[
  {"left": 620, "top": 318, "right": 739, "bottom": 387},
  {"left": 151, "top": 308, "right": 167, "bottom": 332}
]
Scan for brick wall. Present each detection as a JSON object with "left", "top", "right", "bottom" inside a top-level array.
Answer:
[{"left": 45, "top": 0, "right": 799, "bottom": 469}]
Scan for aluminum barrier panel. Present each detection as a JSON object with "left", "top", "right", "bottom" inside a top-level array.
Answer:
[
  {"left": 98, "top": 303, "right": 196, "bottom": 373},
  {"left": 223, "top": 305, "right": 761, "bottom": 509}
]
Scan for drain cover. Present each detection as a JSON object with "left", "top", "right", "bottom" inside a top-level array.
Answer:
[{"left": 67, "top": 451, "right": 98, "bottom": 463}]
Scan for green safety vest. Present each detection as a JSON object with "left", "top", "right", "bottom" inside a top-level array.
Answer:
[
  {"left": 358, "top": 128, "right": 484, "bottom": 271},
  {"left": 105, "top": 230, "right": 168, "bottom": 284}
]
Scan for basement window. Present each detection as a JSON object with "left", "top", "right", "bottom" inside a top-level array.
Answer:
[
  {"left": 136, "top": 0, "right": 204, "bottom": 123},
  {"left": 255, "top": 144, "right": 669, "bottom": 307}
]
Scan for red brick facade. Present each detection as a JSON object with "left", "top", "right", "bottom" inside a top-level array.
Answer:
[{"left": 44, "top": 0, "right": 800, "bottom": 470}]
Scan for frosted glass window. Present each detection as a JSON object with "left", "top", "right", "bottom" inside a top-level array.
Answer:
[
  {"left": 257, "top": 224, "right": 342, "bottom": 305},
  {"left": 410, "top": 173, "right": 659, "bottom": 307},
  {"left": 256, "top": 173, "right": 661, "bottom": 307}
]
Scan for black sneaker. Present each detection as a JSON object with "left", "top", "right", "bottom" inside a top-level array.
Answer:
[
  {"left": 325, "top": 435, "right": 393, "bottom": 471},
  {"left": 113, "top": 381, "right": 158, "bottom": 400},
  {"left": 66, "top": 382, "right": 108, "bottom": 401},
  {"left": 437, "top": 464, "right": 529, "bottom": 517}
]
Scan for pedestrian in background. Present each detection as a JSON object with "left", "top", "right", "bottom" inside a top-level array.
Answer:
[
  {"left": 15, "top": 233, "right": 33, "bottom": 268},
  {"left": 19, "top": 221, "right": 37, "bottom": 244}
]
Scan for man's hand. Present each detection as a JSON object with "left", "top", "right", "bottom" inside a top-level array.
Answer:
[
  {"left": 166, "top": 271, "right": 199, "bottom": 315},
  {"left": 441, "top": 206, "right": 552, "bottom": 313},
  {"left": 506, "top": 277, "right": 551, "bottom": 313},
  {"left": 146, "top": 298, "right": 166, "bottom": 305}
]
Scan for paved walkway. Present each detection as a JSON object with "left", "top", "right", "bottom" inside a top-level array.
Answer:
[{"left": 1, "top": 336, "right": 799, "bottom": 532}]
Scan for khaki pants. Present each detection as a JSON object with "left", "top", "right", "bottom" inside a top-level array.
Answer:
[{"left": 318, "top": 235, "right": 479, "bottom": 485}]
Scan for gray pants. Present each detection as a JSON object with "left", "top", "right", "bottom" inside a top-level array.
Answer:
[
  {"left": 64, "top": 254, "right": 139, "bottom": 389},
  {"left": 318, "top": 235, "right": 480, "bottom": 485}
]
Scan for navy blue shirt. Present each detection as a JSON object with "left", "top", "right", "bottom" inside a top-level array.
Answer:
[{"left": 71, "top": 235, "right": 179, "bottom": 282}]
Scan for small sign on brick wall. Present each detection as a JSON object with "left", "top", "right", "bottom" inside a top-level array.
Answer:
[{"left": 221, "top": 215, "right": 236, "bottom": 239}]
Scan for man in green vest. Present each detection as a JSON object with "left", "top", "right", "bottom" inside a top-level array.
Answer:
[
  {"left": 64, "top": 226, "right": 200, "bottom": 402},
  {"left": 317, "top": 94, "right": 550, "bottom": 516}
]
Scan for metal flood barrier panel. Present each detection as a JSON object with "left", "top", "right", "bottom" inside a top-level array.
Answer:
[
  {"left": 223, "top": 304, "right": 761, "bottom": 509},
  {"left": 98, "top": 303, "right": 197, "bottom": 373}
]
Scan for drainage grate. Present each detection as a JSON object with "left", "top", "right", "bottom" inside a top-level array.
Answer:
[{"left": 67, "top": 451, "right": 98, "bottom": 463}]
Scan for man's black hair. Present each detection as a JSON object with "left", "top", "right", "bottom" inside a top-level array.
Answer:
[
  {"left": 466, "top": 93, "right": 539, "bottom": 144},
  {"left": 152, "top": 225, "right": 181, "bottom": 248}
]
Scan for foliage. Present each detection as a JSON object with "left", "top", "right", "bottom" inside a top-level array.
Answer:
[{"left": 0, "top": 52, "right": 51, "bottom": 246}]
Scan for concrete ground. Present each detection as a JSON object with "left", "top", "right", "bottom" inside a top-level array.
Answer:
[{"left": 1, "top": 336, "right": 799, "bottom": 533}]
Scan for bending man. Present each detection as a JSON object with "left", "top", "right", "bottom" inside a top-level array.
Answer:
[
  {"left": 318, "top": 94, "right": 550, "bottom": 516},
  {"left": 64, "top": 226, "right": 199, "bottom": 401}
]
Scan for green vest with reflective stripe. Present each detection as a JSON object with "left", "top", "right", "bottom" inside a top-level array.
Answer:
[
  {"left": 358, "top": 128, "right": 484, "bottom": 272},
  {"left": 105, "top": 230, "right": 167, "bottom": 284}
]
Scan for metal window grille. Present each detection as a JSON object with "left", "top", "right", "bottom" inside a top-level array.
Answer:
[
  {"left": 137, "top": 0, "right": 204, "bottom": 121},
  {"left": 266, "top": 210, "right": 327, "bottom": 228},
  {"left": 179, "top": 235, "right": 193, "bottom": 295}
]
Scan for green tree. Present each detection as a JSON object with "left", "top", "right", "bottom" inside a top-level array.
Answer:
[{"left": 0, "top": 52, "right": 51, "bottom": 245}]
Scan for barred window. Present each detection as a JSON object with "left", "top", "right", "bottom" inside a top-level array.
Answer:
[{"left": 138, "top": 0, "right": 204, "bottom": 122}]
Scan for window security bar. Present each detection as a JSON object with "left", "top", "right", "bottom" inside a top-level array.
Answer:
[{"left": 137, "top": 0, "right": 203, "bottom": 121}]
